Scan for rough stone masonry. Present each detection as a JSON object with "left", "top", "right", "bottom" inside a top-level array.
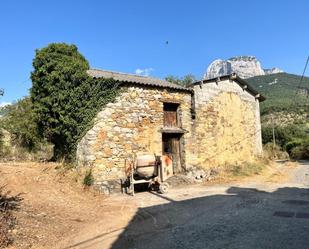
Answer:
[{"left": 76, "top": 70, "right": 264, "bottom": 192}]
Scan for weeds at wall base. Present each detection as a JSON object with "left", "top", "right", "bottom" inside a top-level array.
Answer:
[{"left": 83, "top": 170, "right": 94, "bottom": 187}]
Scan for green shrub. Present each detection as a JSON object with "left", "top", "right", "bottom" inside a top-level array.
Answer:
[
  {"left": 285, "top": 139, "right": 303, "bottom": 154},
  {"left": 291, "top": 139, "right": 309, "bottom": 159},
  {"left": 83, "top": 170, "right": 94, "bottom": 186},
  {"left": 262, "top": 124, "right": 308, "bottom": 147},
  {"left": 0, "top": 98, "right": 41, "bottom": 152}
]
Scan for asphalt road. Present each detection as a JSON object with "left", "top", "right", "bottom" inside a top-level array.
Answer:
[{"left": 111, "top": 161, "right": 309, "bottom": 249}]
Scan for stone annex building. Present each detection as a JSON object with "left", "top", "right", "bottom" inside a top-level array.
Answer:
[{"left": 77, "top": 69, "right": 265, "bottom": 189}]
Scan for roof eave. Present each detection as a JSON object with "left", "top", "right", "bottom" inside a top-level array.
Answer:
[
  {"left": 190, "top": 74, "right": 266, "bottom": 102},
  {"left": 91, "top": 76, "right": 194, "bottom": 93}
]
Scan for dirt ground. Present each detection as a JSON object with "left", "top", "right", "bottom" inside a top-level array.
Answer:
[
  {"left": 0, "top": 162, "right": 138, "bottom": 249},
  {"left": 0, "top": 160, "right": 304, "bottom": 249}
]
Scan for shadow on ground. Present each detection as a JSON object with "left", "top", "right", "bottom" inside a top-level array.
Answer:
[
  {"left": 298, "top": 160, "right": 309, "bottom": 166},
  {"left": 66, "top": 186, "right": 309, "bottom": 249}
]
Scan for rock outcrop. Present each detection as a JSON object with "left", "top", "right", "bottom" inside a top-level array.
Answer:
[
  {"left": 264, "top": 67, "right": 284, "bottom": 75},
  {"left": 204, "top": 56, "right": 283, "bottom": 79}
]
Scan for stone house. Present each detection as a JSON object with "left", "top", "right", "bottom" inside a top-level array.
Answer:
[{"left": 77, "top": 69, "right": 265, "bottom": 189}]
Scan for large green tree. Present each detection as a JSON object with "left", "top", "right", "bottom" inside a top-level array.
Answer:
[
  {"left": 31, "top": 43, "right": 90, "bottom": 160},
  {"left": 31, "top": 43, "right": 120, "bottom": 161}
]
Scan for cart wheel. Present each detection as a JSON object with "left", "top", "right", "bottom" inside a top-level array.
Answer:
[
  {"left": 159, "top": 182, "right": 169, "bottom": 194},
  {"left": 126, "top": 186, "right": 133, "bottom": 195}
]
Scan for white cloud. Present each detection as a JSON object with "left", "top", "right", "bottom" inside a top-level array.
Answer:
[
  {"left": 135, "top": 68, "right": 154, "bottom": 76},
  {"left": 0, "top": 102, "right": 11, "bottom": 108}
]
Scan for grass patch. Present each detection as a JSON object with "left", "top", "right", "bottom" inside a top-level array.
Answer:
[
  {"left": 228, "top": 162, "right": 265, "bottom": 177},
  {"left": 201, "top": 156, "right": 272, "bottom": 184},
  {"left": 263, "top": 143, "right": 289, "bottom": 160}
]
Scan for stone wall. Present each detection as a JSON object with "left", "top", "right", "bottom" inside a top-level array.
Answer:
[
  {"left": 189, "top": 79, "right": 262, "bottom": 168},
  {"left": 76, "top": 79, "right": 263, "bottom": 190},
  {"left": 76, "top": 85, "right": 192, "bottom": 185}
]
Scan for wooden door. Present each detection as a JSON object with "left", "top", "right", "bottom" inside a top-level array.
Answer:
[
  {"left": 163, "top": 103, "right": 179, "bottom": 127},
  {"left": 162, "top": 133, "right": 182, "bottom": 173}
]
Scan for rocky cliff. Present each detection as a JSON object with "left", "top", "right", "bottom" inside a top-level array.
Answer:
[
  {"left": 264, "top": 67, "right": 284, "bottom": 75},
  {"left": 204, "top": 56, "right": 283, "bottom": 79}
]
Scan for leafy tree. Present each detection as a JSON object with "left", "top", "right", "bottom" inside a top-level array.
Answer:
[
  {"left": 165, "top": 74, "right": 196, "bottom": 86},
  {"left": 31, "top": 43, "right": 90, "bottom": 160},
  {"left": 1, "top": 98, "right": 41, "bottom": 151},
  {"left": 31, "top": 43, "right": 120, "bottom": 161}
]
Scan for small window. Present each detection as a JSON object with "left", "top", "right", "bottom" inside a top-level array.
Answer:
[{"left": 163, "top": 103, "right": 179, "bottom": 127}]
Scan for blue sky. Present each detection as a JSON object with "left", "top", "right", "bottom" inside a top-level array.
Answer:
[{"left": 1, "top": 0, "right": 309, "bottom": 105}]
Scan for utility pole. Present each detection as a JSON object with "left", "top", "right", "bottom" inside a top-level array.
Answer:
[{"left": 271, "top": 114, "right": 276, "bottom": 147}]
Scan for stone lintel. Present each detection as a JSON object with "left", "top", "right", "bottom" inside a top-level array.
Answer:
[
  {"left": 160, "top": 98, "right": 182, "bottom": 104},
  {"left": 160, "top": 127, "right": 187, "bottom": 134}
]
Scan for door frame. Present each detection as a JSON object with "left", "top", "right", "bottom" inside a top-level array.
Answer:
[{"left": 162, "top": 133, "right": 183, "bottom": 173}]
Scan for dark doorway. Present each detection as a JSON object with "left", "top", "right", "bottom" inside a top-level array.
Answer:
[{"left": 162, "top": 133, "right": 182, "bottom": 173}]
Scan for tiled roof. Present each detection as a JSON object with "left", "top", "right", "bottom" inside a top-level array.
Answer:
[{"left": 87, "top": 69, "right": 192, "bottom": 92}]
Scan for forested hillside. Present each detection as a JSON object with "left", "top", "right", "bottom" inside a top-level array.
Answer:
[
  {"left": 247, "top": 73, "right": 309, "bottom": 159},
  {"left": 247, "top": 73, "right": 309, "bottom": 115}
]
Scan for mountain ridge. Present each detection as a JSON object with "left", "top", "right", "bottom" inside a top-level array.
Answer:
[{"left": 246, "top": 72, "right": 309, "bottom": 115}]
